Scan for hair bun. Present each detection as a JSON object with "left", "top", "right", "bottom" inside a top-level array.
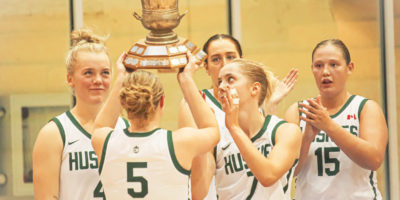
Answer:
[{"left": 70, "top": 28, "right": 107, "bottom": 47}]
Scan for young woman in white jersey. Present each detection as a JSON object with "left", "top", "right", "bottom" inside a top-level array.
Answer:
[
  {"left": 32, "top": 29, "right": 128, "bottom": 200},
  {"left": 284, "top": 39, "right": 388, "bottom": 200},
  {"left": 179, "top": 34, "right": 299, "bottom": 200},
  {"left": 181, "top": 60, "right": 301, "bottom": 200},
  {"left": 91, "top": 53, "right": 220, "bottom": 199}
]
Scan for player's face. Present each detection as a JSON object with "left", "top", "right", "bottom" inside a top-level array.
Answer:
[
  {"left": 205, "top": 39, "right": 240, "bottom": 89},
  {"left": 68, "top": 51, "right": 112, "bottom": 105},
  {"left": 218, "top": 63, "right": 254, "bottom": 106},
  {"left": 312, "top": 44, "right": 353, "bottom": 97}
]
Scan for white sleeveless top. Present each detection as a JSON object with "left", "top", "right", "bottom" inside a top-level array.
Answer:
[
  {"left": 203, "top": 89, "right": 296, "bottom": 200},
  {"left": 99, "top": 128, "right": 190, "bottom": 199},
  {"left": 296, "top": 95, "right": 382, "bottom": 200},
  {"left": 54, "top": 110, "right": 129, "bottom": 200}
]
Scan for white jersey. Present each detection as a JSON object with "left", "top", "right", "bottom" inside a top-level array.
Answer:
[
  {"left": 296, "top": 95, "right": 381, "bottom": 200},
  {"left": 203, "top": 89, "right": 296, "bottom": 200},
  {"left": 53, "top": 110, "right": 129, "bottom": 200},
  {"left": 99, "top": 128, "right": 190, "bottom": 199}
]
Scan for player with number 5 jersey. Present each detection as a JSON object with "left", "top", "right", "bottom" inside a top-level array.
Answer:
[
  {"left": 285, "top": 39, "right": 388, "bottom": 200},
  {"left": 91, "top": 52, "right": 219, "bottom": 199}
]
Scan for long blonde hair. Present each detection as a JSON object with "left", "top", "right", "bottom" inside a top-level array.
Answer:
[{"left": 120, "top": 70, "right": 164, "bottom": 128}]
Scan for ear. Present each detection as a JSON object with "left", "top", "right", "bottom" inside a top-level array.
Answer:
[
  {"left": 251, "top": 82, "right": 262, "bottom": 97},
  {"left": 159, "top": 95, "right": 165, "bottom": 109},
  {"left": 67, "top": 73, "right": 74, "bottom": 88},
  {"left": 347, "top": 62, "right": 354, "bottom": 75}
]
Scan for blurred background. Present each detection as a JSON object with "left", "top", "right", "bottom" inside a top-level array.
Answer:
[{"left": 0, "top": 0, "right": 399, "bottom": 199}]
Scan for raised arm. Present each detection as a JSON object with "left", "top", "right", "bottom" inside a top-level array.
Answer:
[
  {"left": 222, "top": 86, "right": 301, "bottom": 186},
  {"left": 178, "top": 92, "right": 216, "bottom": 200},
  {"left": 299, "top": 98, "right": 388, "bottom": 170},
  {"left": 33, "top": 122, "right": 64, "bottom": 200},
  {"left": 173, "top": 52, "right": 219, "bottom": 177},
  {"left": 92, "top": 53, "right": 127, "bottom": 161},
  {"left": 264, "top": 68, "right": 298, "bottom": 115}
]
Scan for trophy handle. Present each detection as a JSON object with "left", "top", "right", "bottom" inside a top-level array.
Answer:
[
  {"left": 133, "top": 12, "right": 142, "bottom": 21},
  {"left": 178, "top": 10, "right": 188, "bottom": 21}
]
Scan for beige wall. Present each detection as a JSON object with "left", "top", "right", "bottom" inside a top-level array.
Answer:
[
  {"left": 0, "top": 0, "right": 398, "bottom": 199},
  {"left": 240, "top": 0, "right": 388, "bottom": 198}
]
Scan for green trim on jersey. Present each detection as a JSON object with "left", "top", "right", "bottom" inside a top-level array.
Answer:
[
  {"left": 330, "top": 95, "right": 355, "bottom": 118},
  {"left": 123, "top": 128, "right": 161, "bottom": 137},
  {"left": 99, "top": 130, "right": 114, "bottom": 174},
  {"left": 122, "top": 118, "right": 130, "bottom": 128},
  {"left": 66, "top": 110, "right": 92, "bottom": 139},
  {"left": 358, "top": 98, "right": 368, "bottom": 120},
  {"left": 369, "top": 171, "right": 377, "bottom": 200},
  {"left": 251, "top": 115, "right": 271, "bottom": 142},
  {"left": 271, "top": 120, "right": 287, "bottom": 146},
  {"left": 167, "top": 130, "right": 191, "bottom": 176},
  {"left": 202, "top": 89, "right": 222, "bottom": 110},
  {"left": 283, "top": 159, "right": 298, "bottom": 192},
  {"left": 52, "top": 117, "right": 66, "bottom": 147}
]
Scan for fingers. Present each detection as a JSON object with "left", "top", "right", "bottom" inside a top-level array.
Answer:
[
  {"left": 218, "top": 86, "right": 239, "bottom": 113},
  {"left": 284, "top": 69, "right": 298, "bottom": 88},
  {"left": 298, "top": 107, "right": 316, "bottom": 120}
]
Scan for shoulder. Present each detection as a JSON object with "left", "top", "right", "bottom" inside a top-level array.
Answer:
[
  {"left": 37, "top": 121, "right": 63, "bottom": 143},
  {"left": 359, "top": 98, "right": 384, "bottom": 117},
  {"left": 275, "top": 122, "right": 302, "bottom": 143},
  {"left": 33, "top": 121, "right": 64, "bottom": 155},
  {"left": 284, "top": 102, "right": 301, "bottom": 124}
]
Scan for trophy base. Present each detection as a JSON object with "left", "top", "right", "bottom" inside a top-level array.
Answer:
[{"left": 123, "top": 37, "right": 206, "bottom": 72}]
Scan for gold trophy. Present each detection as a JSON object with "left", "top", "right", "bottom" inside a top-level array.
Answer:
[{"left": 123, "top": 0, "right": 206, "bottom": 71}]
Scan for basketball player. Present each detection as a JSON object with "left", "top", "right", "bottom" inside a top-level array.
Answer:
[
  {"left": 179, "top": 34, "right": 298, "bottom": 200},
  {"left": 32, "top": 28, "right": 128, "bottom": 200},
  {"left": 91, "top": 52, "right": 220, "bottom": 199},
  {"left": 284, "top": 39, "right": 388, "bottom": 200},
  {"left": 186, "top": 59, "right": 301, "bottom": 200}
]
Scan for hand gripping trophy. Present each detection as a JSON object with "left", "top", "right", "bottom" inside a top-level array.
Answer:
[{"left": 123, "top": 0, "right": 206, "bottom": 71}]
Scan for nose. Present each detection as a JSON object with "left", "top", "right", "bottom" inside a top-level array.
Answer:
[
  {"left": 221, "top": 57, "right": 228, "bottom": 67},
  {"left": 218, "top": 80, "right": 227, "bottom": 90},
  {"left": 322, "top": 65, "right": 330, "bottom": 76},
  {"left": 93, "top": 74, "right": 102, "bottom": 84}
]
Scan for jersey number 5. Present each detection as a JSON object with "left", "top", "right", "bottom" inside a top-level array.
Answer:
[
  {"left": 315, "top": 147, "right": 340, "bottom": 176},
  {"left": 127, "top": 162, "right": 148, "bottom": 198}
]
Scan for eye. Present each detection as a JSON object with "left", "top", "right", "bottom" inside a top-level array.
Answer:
[
  {"left": 227, "top": 76, "right": 235, "bottom": 83},
  {"left": 227, "top": 55, "right": 237, "bottom": 60},
  {"left": 211, "top": 57, "right": 220, "bottom": 63},
  {"left": 314, "top": 63, "right": 322, "bottom": 68},
  {"left": 330, "top": 63, "right": 337, "bottom": 67},
  {"left": 102, "top": 70, "right": 111, "bottom": 75},
  {"left": 84, "top": 70, "right": 93, "bottom": 75}
]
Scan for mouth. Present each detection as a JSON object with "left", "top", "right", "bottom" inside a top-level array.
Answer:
[
  {"left": 321, "top": 79, "right": 333, "bottom": 84},
  {"left": 89, "top": 88, "right": 104, "bottom": 91}
]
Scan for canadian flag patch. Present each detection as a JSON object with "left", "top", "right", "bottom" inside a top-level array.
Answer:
[{"left": 347, "top": 114, "right": 357, "bottom": 120}]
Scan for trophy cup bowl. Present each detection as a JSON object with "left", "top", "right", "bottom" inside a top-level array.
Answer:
[{"left": 124, "top": 0, "right": 206, "bottom": 72}]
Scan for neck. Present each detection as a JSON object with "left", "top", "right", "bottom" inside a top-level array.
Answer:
[
  {"left": 129, "top": 112, "right": 161, "bottom": 133},
  {"left": 238, "top": 103, "right": 265, "bottom": 138},
  {"left": 70, "top": 100, "right": 102, "bottom": 124},
  {"left": 212, "top": 86, "right": 220, "bottom": 103},
  {"left": 320, "top": 90, "right": 351, "bottom": 113},
  {"left": 69, "top": 100, "right": 102, "bottom": 135}
]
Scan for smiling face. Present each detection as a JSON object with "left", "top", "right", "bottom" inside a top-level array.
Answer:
[
  {"left": 67, "top": 51, "right": 112, "bottom": 105},
  {"left": 205, "top": 38, "right": 241, "bottom": 89},
  {"left": 312, "top": 44, "right": 353, "bottom": 98}
]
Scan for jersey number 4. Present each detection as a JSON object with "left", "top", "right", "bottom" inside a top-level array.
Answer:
[
  {"left": 315, "top": 147, "right": 340, "bottom": 176},
  {"left": 127, "top": 162, "right": 148, "bottom": 198}
]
